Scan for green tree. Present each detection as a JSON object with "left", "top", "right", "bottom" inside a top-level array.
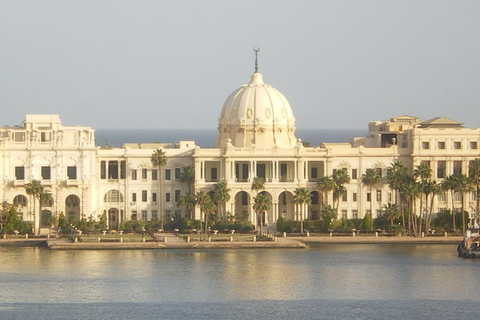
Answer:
[
  {"left": 177, "top": 193, "right": 196, "bottom": 220},
  {"left": 316, "top": 176, "right": 334, "bottom": 211},
  {"left": 361, "top": 169, "right": 381, "bottom": 230},
  {"left": 202, "top": 196, "right": 216, "bottom": 240},
  {"left": 321, "top": 205, "right": 336, "bottom": 230},
  {"left": 26, "top": 179, "right": 43, "bottom": 235},
  {"left": 455, "top": 174, "right": 475, "bottom": 234},
  {"left": 441, "top": 175, "right": 458, "bottom": 231},
  {"left": 387, "top": 161, "right": 408, "bottom": 228},
  {"left": 293, "top": 187, "right": 311, "bottom": 234},
  {"left": 253, "top": 193, "right": 271, "bottom": 235},
  {"left": 211, "top": 181, "right": 231, "bottom": 220},
  {"left": 413, "top": 162, "right": 432, "bottom": 236},
  {"left": 39, "top": 188, "right": 53, "bottom": 227},
  {"left": 180, "top": 166, "right": 195, "bottom": 194},
  {"left": 332, "top": 169, "right": 350, "bottom": 215},
  {"left": 151, "top": 148, "right": 168, "bottom": 230},
  {"left": 195, "top": 191, "right": 211, "bottom": 240},
  {"left": 383, "top": 203, "right": 400, "bottom": 227},
  {"left": 401, "top": 176, "right": 421, "bottom": 236}
]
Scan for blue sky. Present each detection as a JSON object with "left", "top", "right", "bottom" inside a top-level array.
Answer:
[{"left": 1, "top": 1, "right": 479, "bottom": 129}]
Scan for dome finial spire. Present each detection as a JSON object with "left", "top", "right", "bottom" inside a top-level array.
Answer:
[{"left": 253, "top": 46, "right": 260, "bottom": 73}]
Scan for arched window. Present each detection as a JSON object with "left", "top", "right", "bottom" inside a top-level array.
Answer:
[
  {"left": 13, "top": 195, "right": 27, "bottom": 207},
  {"left": 66, "top": 195, "right": 80, "bottom": 208},
  {"left": 104, "top": 190, "right": 123, "bottom": 202}
]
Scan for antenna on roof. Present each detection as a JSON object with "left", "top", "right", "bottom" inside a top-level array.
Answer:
[{"left": 253, "top": 46, "right": 260, "bottom": 73}]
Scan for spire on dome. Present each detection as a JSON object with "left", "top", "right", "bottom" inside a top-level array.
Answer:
[{"left": 254, "top": 46, "right": 260, "bottom": 73}]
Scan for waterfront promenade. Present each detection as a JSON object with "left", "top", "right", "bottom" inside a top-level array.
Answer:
[{"left": 0, "top": 233, "right": 462, "bottom": 250}]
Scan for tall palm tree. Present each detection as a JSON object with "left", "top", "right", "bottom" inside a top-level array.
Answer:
[
  {"left": 25, "top": 180, "right": 43, "bottom": 236},
  {"left": 401, "top": 176, "right": 421, "bottom": 236},
  {"left": 387, "top": 161, "right": 408, "bottom": 229},
  {"left": 39, "top": 188, "right": 53, "bottom": 228},
  {"left": 468, "top": 158, "right": 480, "bottom": 226},
  {"left": 332, "top": 170, "right": 350, "bottom": 215},
  {"left": 361, "top": 169, "right": 381, "bottom": 230},
  {"left": 413, "top": 162, "right": 432, "bottom": 236},
  {"left": 251, "top": 177, "right": 265, "bottom": 195},
  {"left": 316, "top": 176, "right": 334, "bottom": 211},
  {"left": 151, "top": 148, "right": 167, "bottom": 230},
  {"left": 441, "top": 175, "right": 458, "bottom": 231},
  {"left": 180, "top": 166, "right": 195, "bottom": 194},
  {"left": 211, "top": 181, "right": 231, "bottom": 220},
  {"left": 424, "top": 181, "right": 442, "bottom": 233},
  {"left": 456, "top": 174, "right": 475, "bottom": 234},
  {"left": 195, "top": 191, "right": 210, "bottom": 240},
  {"left": 253, "top": 193, "right": 271, "bottom": 235},
  {"left": 383, "top": 203, "right": 400, "bottom": 227},
  {"left": 202, "top": 196, "right": 216, "bottom": 240},
  {"left": 293, "top": 187, "right": 312, "bottom": 234},
  {"left": 176, "top": 193, "right": 196, "bottom": 220}
]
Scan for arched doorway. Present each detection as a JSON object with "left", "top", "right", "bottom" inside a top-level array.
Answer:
[
  {"left": 13, "top": 195, "right": 27, "bottom": 221},
  {"left": 65, "top": 195, "right": 80, "bottom": 223},
  {"left": 278, "top": 191, "right": 294, "bottom": 220},
  {"left": 108, "top": 208, "right": 119, "bottom": 230},
  {"left": 234, "top": 191, "right": 251, "bottom": 223},
  {"left": 41, "top": 210, "right": 53, "bottom": 227},
  {"left": 257, "top": 191, "right": 273, "bottom": 226}
]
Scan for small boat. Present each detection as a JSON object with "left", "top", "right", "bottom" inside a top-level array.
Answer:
[{"left": 457, "top": 229, "right": 480, "bottom": 259}]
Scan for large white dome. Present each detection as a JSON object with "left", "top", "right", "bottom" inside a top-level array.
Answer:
[{"left": 216, "top": 72, "right": 297, "bottom": 149}]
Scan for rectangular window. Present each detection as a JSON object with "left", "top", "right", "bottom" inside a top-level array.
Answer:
[
  {"left": 342, "top": 192, "right": 347, "bottom": 202},
  {"left": 175, "top": 168, "right": 181, "bottom": 179},
  {"left": 211, "top": 167, "right": 218, "bottom": 181},
  {"left": 132, "top": 193, "right": 137, "bottom": 202},
  {"left": 108, "top": 161, "right": 118, "bottom": 179},
  {"left": 352, "top": 210, "right": 358, "bottom": 219},
  {"left": 376, "top": 168, "right": 382, "bottom": 178},
  {"left": 402, "top": 142, "right": 407, "bottom": 148},
  {"left": 131, "top": 211, "right": 137, "bottom": 220},
  {"left": 352, "top": 169, "right": 358, "bottom": 180},
  {"left": 132, "top": 169, "right": 137, "bottom": 180},
  {"left": 454, "top": 192, "right": 462, "bottom": 202},
  {"left": 166, "top": 193, "right": 170, "bottom": 202},
  {"left": 120, "top": 161, "right": 126, "bottom": 179},
  {"left": 141, "top": 211, "right": 148, "bottom": 221},
  {"left": 101, "top": 161, "right": 106, "bottom": 179},
  {"left": 165, "top": 169, "right": 171, "bottom": 180},
  {"left": 142, "top": 168, "right": 147, "bottom": 180},
  {"left": 151, "top": 210, "right": 158, "bottom": 220},
  {"left": 352, "top": 193, "right": 357, "bottom": 202},
  {"left": 152, "top": 169, "right": 158, "bottom": 180},
  {"left": 67, "top": 166, "right": 77, "bottom": 179},
  {"left": 471, "top": 142, "right": 478, "bottom": 149},
  {"left": 15, "top": 166, "right": 25, "bottom": 180},
  {"left": 454, "top": 142, "right": 462, "bottom": 149},
  {"left": 152, "top": 193, "right": 157, "bottom": 202},
  {"left": 41, "top": 166, "right": 51, "bottom": 180},
  {"left": 367, "top": 193, "right": 371, "bottom": 202},
  {"left": 438, "top": 141, "right": 445, "bottom": 149},
  {"left": 438, "top": 192, "right": 446, "bottom": 202},
  {"left": 175, "top": 190, "right": 180, "bottom": 202},
  {"left": 142, "top": 190, "right": 147, "bottom": 202},
  {"left": 453, "top": 161, "right": 462, "bottom": 176},
  {"left": 341, "top": 210, "right": 347, "bottom": 220},
  {"left": 311, "top": 167, "right": 318, "bottom": 179},
  {"left": 422, "top": 142, "right": 430, "bottom": 149},
  {"left": 376, "top": 190, "right": 382, "bottom": 202},
  {"left": 437, "top": 161, "right": 446, "bottom": 178}
]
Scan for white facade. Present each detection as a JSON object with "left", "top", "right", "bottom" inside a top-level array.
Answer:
[{"left": 1, "top": 71, "right": 480, "bottom": 232}]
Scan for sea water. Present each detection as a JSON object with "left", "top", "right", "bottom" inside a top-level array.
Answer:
[
  {"left": 0, "top": 244, "right": 478, "bottom": 320},
  {"left": 94, "top": 128, "right": 366, "bottom": 148}
]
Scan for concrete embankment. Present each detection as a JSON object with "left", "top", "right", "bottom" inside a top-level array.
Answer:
[{"left": 293, "top": 235, "right": 463, "bottom": 244}]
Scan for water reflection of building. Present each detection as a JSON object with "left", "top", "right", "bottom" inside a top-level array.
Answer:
[{"left": 1, "top": 57, "right": 480, "bottom": 233}]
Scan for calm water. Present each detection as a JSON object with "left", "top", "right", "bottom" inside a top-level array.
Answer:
[
  {"left": 0, "top": 244, "right": 478, "bottom": 320},
  {"left": 95, "top": 128, "right": 366, "bottom": 148}
]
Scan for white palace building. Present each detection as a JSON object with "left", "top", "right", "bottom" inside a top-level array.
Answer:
[{"left": 1, "top": 64, "right": 480, "bottom": 233}]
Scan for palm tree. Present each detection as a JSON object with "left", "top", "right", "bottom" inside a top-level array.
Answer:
[
  {"left": 176, "top": 193, "right": 196, "bottom": 220},
  {"left": 25, "top": 180, "right": 43, "bottom": 235},
  {"left": 456, "top": 174, "right": 475, "bottom": 234},
  {"left": 316, "top": 176, "right": 334, "bottom": 212},
  {"left": 39, "top": 188, "right": 53, "bottom": 228},
  {"left": 361, "top": 169, "right": 381, "bottom": 230},
  {"left": 253, "top": 193, "right": 271, "bottom": 235},
  {"left": 202, "top": 197, "right": 216, "bottom": 240},
  {"left": 195, "top": 191, "right": 210, "bottom": 240},
  {"left": 468, "top": 159, "right": 480, "bottom": 226},
  {"left": 383, "top": 203, "right": 400, "bottom": 227},
  {"left": 441, "top": 175, "right": 458, "bottom": 231},
  {"left": 211, "top": 181, "right": 231, "bottom": 220},
  {"left": 180, "top": 166, "right": 195, "bottom": 194},
  {"left": 401, "top": 176, "right": 421, "bottom": 236},
  {"left": 251, "top": 177, "right": 265, "bottom": 195},
  {"left": 413, "top": 162, "right": 432, "bottom": 236},
  {"left": 151, "top": 148, "right": 167, "bottom": 230},
  {"left": 424, "top": 181, "right": 442, "bottom": 233},
  {"left": 387, "top": 161, "right": 408, "bottom": 226},
  {"left": 293, "top": 188, "right": 312, "bottom": 234},
  {"left": 332, "top": 170, "right": 350, "bottom": 215}
]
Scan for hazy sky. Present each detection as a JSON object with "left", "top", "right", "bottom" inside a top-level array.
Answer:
[{"left": 1, "top": 1, "right": 480, "bottom": 129}]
